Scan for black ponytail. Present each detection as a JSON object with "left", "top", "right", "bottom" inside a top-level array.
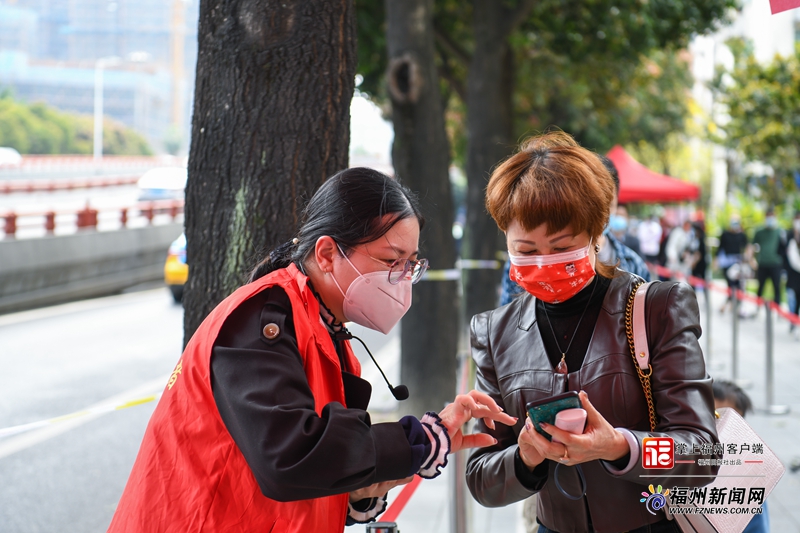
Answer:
[
  {"left": 249, "top": 167, "right": 423, "bottom": 282},
  {"left": 247, "top": 239, "right": 298, "bottom": 283}
]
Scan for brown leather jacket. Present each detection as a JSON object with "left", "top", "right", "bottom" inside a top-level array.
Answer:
[{"left": 466, "top": 272, "right": 719, "bottom": 533}]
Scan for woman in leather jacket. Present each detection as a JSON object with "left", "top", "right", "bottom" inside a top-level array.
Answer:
[{"left": 465, "top": 133, "right": 719, "bottom": 533}]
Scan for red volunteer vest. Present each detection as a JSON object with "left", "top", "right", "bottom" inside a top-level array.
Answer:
[{"left": 108, "top": 264, "right": 361, "bottom": 533}]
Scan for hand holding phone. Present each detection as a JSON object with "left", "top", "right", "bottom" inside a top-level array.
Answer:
[
  {"left": 526, "top": 391, "right": 582, "bottom": 441},
  {"left": 552, "top": 408, "right": 587, "bottom": 444}
]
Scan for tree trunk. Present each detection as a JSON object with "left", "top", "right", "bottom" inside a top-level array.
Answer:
[
  {"left": 386, "top": 0, "right": 458, "bottom": 417},
  {"left": 183, "top": 0, "right": 356, "bottom": 343},
  {"left": 462, "top": 0, "right": 516, "bottom": 320}
]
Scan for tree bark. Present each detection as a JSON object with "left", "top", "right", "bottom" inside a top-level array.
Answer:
[
  {"left": 386, "top": 0, "right": 458, "bottom": 417},
  {"left": 462, "top": 0, "right": 517, "bottom": 320},
  {"left": 183, "top": 0, "right": 356, "bottom": 343}
]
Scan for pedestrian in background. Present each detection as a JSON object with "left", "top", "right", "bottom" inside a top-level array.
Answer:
[
  {"left": 712, "top": 381, "right": 769, "bottom": 533},
  {"left": 664, "top": 219, "right": 692, "bottom": 278},
  {"left": 716, "top": 214, "right": 750, "bottom": 314},
  {"left": 656, "top": 217, "right": 673, "bottom": 273},
  {"left": 609, "top": 205, "right": 641, "bottom": 257},
  {"left": 595, "top": 158, "right": 651, "bottom": 282},
  {"left": 689, "top": 217, "right": 707, "bottom": 282},
  {"left": 753, "top": 207, "right": 786, "bottom": 305},
  {"left": 785, "top": 212, "right": 800, "bottom": 336},
  {"left": 637, "top": 214, "right": 662, "bottom": 265}
]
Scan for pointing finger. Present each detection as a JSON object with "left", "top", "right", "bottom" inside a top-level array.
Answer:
[
  {"left": 459, "top": 432, "right": 498, "bottom": 450},
  {"left": 467, "top": 390, "right": 504, "bottom": 412}
]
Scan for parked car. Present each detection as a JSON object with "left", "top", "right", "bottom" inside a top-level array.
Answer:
[
  {"left": 164, "top": 233, "right": 187, "bottom": 303},
  {"left": 137, "top": 167, "right": 187, "bottom": 201}
]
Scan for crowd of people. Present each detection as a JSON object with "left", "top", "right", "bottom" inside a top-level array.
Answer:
[{"left": 577, "top": 202, "right": 800, "bottom": 333}]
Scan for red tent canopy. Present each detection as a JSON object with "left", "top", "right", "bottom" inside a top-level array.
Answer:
[
  {"left": 606, "top": 145, "right": 700, "bottom": 204},
  {"left": 770, "top": 0, "right": 800, "bottom": 14}
]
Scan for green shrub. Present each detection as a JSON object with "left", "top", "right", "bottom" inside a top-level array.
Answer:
[{"left": 0, "top": 92, "right": 151, "bottom": 155}]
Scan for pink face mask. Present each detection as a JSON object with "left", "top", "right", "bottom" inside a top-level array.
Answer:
[
  {"left": 329, "top": 246, "right": 412, "bottom": 334},
  {"left": 508, "top": 244, "right": 595, "bottom": 304}
]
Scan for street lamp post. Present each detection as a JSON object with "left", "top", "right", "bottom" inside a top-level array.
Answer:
[{"left": 93, "top": 56, "right": 121, "bottom": 164}]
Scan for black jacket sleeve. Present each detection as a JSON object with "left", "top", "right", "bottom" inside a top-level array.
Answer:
[{"left": 210, "top": 286, "right": 427, "bottom": 502}]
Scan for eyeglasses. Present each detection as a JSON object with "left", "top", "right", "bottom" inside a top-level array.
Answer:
[
  {"left": 386, "top": 257, "right": 429, "bottom": 284},
  {"left": 347, "top": 247, "right": 429, "bottom": 284}
]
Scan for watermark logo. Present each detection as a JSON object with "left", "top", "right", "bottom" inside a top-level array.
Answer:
[
  {"left": 638, "top": 485, "right": 766, "bottom": 517},
  {"left": 640, "top": 484, "right": 670, "bottom": 515},
  {"left": 643, "top": 437, "right": 674, "bottom": 469}
]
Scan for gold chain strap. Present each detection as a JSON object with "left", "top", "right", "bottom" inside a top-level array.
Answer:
[{"left": 625, "top": 282, "right": 658, "bottom": 432}]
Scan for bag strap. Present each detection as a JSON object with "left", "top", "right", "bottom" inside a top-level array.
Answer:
[
  {"left": 632, "top": 283, "right": 651, "bottom": 370},
  {"left": 625, "top": 281, "right": 658, "bottom": 432}
]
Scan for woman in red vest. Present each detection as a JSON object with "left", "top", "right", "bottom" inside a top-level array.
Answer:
[{"left": 109, "top": 167, "right": 515, "bottom": 533}]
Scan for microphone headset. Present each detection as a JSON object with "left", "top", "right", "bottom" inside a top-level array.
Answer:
[{"left": 334, "top": 330, "right": 409, "bottom": 401}]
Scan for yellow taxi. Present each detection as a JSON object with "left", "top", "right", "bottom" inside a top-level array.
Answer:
[{"left": 164, "top": 233, "right": 188, "bottom": 302}]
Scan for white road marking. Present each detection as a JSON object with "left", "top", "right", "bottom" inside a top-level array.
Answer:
[{"left": 0, "top": 375, "right": 167, "bottom": 460}]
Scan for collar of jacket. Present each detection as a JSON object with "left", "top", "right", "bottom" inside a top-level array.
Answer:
[{"left": 514, "top": 271, "right": 636, "bottom": 331}]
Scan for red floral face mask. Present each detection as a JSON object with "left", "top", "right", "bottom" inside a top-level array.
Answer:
[{"left": 508, "top": 244, "right": 595, "bottom": 303}]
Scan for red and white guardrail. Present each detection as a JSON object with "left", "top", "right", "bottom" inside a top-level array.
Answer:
[{"left": 1, "top": 199, "right": 184, "bottom": 238}]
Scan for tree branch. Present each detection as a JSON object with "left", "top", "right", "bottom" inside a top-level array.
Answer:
[
  {"left": 433, "top": 23, "right": 471, "bottom": 68},
  {"left": 437, "top": 47, "right": 467, "bottom": 102},
  {"left": 504, "top": 0, "right": 536, "bottom": 36}
]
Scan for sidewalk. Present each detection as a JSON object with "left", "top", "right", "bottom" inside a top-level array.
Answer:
[
  {"left": 354, "top": 284, "right": 800, "bottom": 532},
  {"left": 351, "top": 322, "right": 526, "bottom": 532},
  {"left": 380, "top": 466, "right": 526, "bottom": 533},
  {"left": 699, "top": 286, "right": 800, "bottom": 532}
]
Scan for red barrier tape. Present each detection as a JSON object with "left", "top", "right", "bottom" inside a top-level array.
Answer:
[
  {"left": 381, "top": 475, "right": 423, "bottom": 522},
  {"left": 645, "top": 263, "right": 800, "bottom": 325},
  {"left": 771, "top": 301, "right": 800, "bottom": 325},
  {"left": 649, "top": 264, "right": 708, "bottom": 288},
  {"left": 708, "top": 283, "right": 731, "bottom": 295}
]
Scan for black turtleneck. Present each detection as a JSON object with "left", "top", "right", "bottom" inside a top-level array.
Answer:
[{"left": 535, "top": 274, "right": 612, "bottom": 373}]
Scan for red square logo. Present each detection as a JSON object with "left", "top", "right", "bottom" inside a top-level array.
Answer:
[{"left": 642, "top": 437, "right": 674, "bottom": 469}]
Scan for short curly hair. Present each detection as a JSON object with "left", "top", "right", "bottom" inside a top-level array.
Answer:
[{"left": 486, "top": 131, "right": 616, "bottom": 276}]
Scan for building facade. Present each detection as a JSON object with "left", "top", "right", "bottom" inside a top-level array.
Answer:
[{"left": 0, "top": 0, "right": 198, "bottom": 153}]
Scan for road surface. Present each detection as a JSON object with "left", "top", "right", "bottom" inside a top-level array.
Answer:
[
  {"left": 0, "top": 288, "right": 183, "bottom": 532},
  {"left": 0, "top": 287, "right": 410, "bottom": 532}
]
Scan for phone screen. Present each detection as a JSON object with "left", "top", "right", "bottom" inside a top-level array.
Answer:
[{"left": 526, "top": 392, "right": 582, "bottom": 440}]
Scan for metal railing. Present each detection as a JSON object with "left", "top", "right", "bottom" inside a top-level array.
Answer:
[
  {"left": 2, "top": 199, "right": 184, "bottom": 239},
  {"left": 649, "top": 262, "right": 798, "bottom": 414}
]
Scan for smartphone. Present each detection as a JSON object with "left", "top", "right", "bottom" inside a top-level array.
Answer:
[{"left": 525, "top": 391, "right": 582, "bottom": 440}]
